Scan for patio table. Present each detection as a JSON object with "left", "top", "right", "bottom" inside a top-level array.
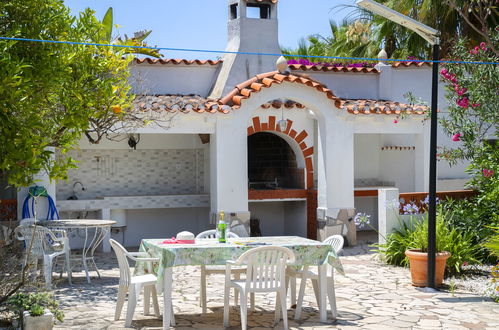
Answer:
[
  {"left": 137, "top": 236, "right": 344, "bottom": 329},
  {"left": 42, "top": 219, "right": 115, "bottom": 283}
]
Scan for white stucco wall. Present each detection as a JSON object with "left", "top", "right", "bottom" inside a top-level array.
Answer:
[
  {"left": 248, "top": 202, "right": 284, "bottom": 236},
  {"left": 354, "top": 134, "right": 381, "bottom": 180},
  {"left": 130, "top": 65, "right": 220, "bottom": 97},
  {"left": 284, "top": 201, "right": 307, "bottom": 237},
  {"left": 307, "top": 72, "right": 380, "bottom": 100},
  {"left": 118, "top": 207, "right": 211, "bottom": 247}
]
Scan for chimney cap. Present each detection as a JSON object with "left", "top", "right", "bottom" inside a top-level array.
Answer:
[{"left": 276, "top": 56, "right": 288, "bottom": 74}]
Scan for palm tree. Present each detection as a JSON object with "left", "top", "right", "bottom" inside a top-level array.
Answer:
[
  {"left": 338, "top": 0, "right": 487, "bottom": 58},
  {"left": 282, "top": 19, "right": 380, "bottom": 63}
]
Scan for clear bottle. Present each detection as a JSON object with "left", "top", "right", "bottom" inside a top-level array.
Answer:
[{"left": 217, "top": 210, "right": 226, "bottom": 243}]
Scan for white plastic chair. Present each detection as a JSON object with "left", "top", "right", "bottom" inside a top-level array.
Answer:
[
  {"left": 196, "top": 229, "right": 245, "bottom": 314},
  {"left": 223, "top": 246, "right": 296, "bottom": 330},
  {"left": 289, "top": 235, "right": 344, "bottom": 320},
  {"left": 109, "top": 239, "right": 171, "bottom": 327},
  {"left": 14, "top": 223, "right": 72, "bottom": 289}
]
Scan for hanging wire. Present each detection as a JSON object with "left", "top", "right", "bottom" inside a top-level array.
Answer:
[{"left": 0, "top": 36, "right": 498, "bottom": 66}]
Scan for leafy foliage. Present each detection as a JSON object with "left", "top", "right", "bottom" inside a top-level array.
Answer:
[
  {"left": 281, "top": 19, "right": 380, "bottom": 61},
  {"left": 376, "top": 208, "right": 480, "bottom": 275},
  {"left": 0, "top": 0, "right": 134, "bottom": 187},
  {"left": 7, "top": 292, "right": 64, "bottom": 322},
  {"left": 0, "top": 0, "right": 170, "bottom": 188},
  {"left": 438, "top": 36, "right": 499, "bottom": 263},
  {"left": 484, "top": 227, "right": 499, "bottom": 258},
  {"left": 98, "top": 7, "right": 161, "bottom": 58}
]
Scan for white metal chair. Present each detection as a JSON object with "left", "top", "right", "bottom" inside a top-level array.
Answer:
[
  {"left": 14, "top": 223, "right": 72, "bottom": 289},
  {"left": 109, "top": 239, "right": 170, "bottom": 327},
  {"left": 223, "top": 246, "right": 296, "bottom": 330},
  {"left": 289, "top": 234, "right": 344, "bottom": 320},
  {"left": 196, "top": 229, "right": 245, "bottom": 314}
]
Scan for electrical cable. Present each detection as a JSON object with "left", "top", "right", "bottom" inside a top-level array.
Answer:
[{"left": 0, "top": 36, "right": 498, "bottom": 66}]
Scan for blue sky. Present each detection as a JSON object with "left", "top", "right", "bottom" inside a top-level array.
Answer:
[{"left": 65, "top": 0, "right": 355, "bottom": 59}]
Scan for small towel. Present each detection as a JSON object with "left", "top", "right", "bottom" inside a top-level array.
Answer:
[{"left": 161, "top": 237, "right": 195, "bottom": 244}]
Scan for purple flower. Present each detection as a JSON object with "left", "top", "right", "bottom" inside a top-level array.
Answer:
[
  {"left": 403, "top": 203, "right": 420, "bottom": 215},
  {"left": 354, "top": 213, "right": 371, "bottom": 228}
]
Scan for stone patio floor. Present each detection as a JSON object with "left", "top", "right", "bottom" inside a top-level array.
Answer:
[{"left": 52, "top": 234, "right": 498, "bottom": 329}]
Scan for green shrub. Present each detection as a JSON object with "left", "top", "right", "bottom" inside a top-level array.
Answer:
[
  {"left": 376, "top": 207, "right": 480, "bottom": 275},
  {"left": 7, "top": 292, "right": 64, "bottom": 322}
]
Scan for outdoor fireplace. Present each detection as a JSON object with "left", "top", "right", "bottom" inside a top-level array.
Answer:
[{"left": 248, "top": 132, "right": 304, "bottom": 189}]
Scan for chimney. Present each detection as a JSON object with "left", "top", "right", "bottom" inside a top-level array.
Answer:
[{"left": 209, "top": 0, "right": 281, "bottom": 99}]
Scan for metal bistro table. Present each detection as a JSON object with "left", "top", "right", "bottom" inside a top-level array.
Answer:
[
  {"left": 137, "top": 236, "right": 344, "bottom": 329},
  {"left": 43, "top": 219, "right": 115, "bottom": 283}
]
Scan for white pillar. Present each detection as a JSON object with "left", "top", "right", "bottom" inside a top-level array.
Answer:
[
  {"left": 17, "top": 148, "right": 57, "bottom": 220},
  {"left": 316, "top": 115, "right": 356, "bottom": 244},
  {"left": 210, "top": 117, "right": 250, "bottom": 231},
  {"left": 414, "top": 124, "right": 430, "bottom": 192},
  {"left": 378, "top": 188, "right": 400, "bottom": 244}
]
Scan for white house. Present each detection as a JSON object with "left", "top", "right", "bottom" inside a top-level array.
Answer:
[{"left": 13, "top": 0, "right": 468, "bottom": 247}]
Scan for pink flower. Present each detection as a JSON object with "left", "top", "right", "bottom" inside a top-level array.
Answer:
[
  {"left": 480, "top": 42, "right": 486, "bottom": 48},
  {"left": 440, "top": 68, "right": 447, "bottom": 75},
  {"left": 452, "top": 133, "right": 461, "bottom": 141},
  {"left": 483, "top": 169, "right": 494, "bottom": 178},
  {"left": 457, "top": 87, "right": 467, "bottom": 96},
  {"left": 457, "top": 97, "right": 469, "bottom": 108},
  {"left": 462, "top": 261, "right": 469, "bottom": 267},
  {"left": 393, "top": 119, "right": 398, "bottom": 124},
  {"left": 472, "top": 103, "right": 481, "bottom": 108}
]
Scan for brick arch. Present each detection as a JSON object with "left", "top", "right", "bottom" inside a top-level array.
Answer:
[{"left": 247, "top": 115, "right": 314, "bottom": 189}]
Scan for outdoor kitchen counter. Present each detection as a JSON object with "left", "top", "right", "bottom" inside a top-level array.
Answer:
[{"left": 56, "top": 194, "right": 210, "bottom": 212}]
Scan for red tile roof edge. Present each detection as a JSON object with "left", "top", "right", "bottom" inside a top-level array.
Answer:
[
  {"left": 133, "top": 58, "right": 222, "bottom": 66},
  {"left": 391, "top": 61, "right": 432, "bottom": 68},
  {"left": 289, "top": 64, "right": 379, "bottom": 73}
]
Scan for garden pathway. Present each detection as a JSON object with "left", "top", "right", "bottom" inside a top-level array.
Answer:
[{"left": 52, "top": 233, "right": 497, "bottom": 329}]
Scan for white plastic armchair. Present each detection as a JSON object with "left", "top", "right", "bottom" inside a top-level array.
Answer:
[
  {"left": 291, "top": 234, "right": 344, "bottom": 320},
  {"left": 109, "top": 239, "right": 173, "bottom": 328},
  {"left": 195, "top": 229, "right": 243, "bottom": 314},
  {"left": 223, "top": 246, "right": 296, "bottom": 330},
  {"left": 14, "top": 224, "right": 72, "bottom": 289}
]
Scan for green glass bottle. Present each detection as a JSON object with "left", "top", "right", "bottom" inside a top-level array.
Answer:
[{"left": 217, "top": 210, "right": 226, "bottom": 243}]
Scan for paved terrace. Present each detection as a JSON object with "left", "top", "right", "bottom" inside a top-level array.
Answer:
[{"left": 52, "top": 234, "right": 497, "bottom": 330}]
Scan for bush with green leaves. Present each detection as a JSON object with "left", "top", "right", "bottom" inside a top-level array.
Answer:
[
  {"left": 376, "top": 207, "right": 480, "bottom": 275},
  {"left": 7, "top": 292, "right": 64, "bottom": 323}
]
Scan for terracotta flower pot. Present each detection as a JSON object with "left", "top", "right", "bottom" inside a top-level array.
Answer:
[{"left": 405, "top": 249, "right": 451, "bottom": 287}]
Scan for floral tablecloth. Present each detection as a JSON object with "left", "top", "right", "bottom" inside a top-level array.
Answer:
[{"left": 136, "top": 236, "right": 344, "bottom": 281}]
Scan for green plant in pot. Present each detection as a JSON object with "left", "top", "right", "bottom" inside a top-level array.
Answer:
[
  {"left": 369, "top": 205, "right": 479, "bottom": 287},
  {"left": 7, "top": 292, "right": 64, "bottom": 329}
]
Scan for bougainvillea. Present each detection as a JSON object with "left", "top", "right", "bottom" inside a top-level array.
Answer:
[{"left": 287, "top": 58, "right": 375, "bottom": 68}]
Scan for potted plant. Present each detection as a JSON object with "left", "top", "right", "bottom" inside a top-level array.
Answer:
[
  {"left": 7, "top": 292, "right": 64, "bottom": 330},
  {"left": 360, "top": 204, "right": 478, "bottom": 287}
]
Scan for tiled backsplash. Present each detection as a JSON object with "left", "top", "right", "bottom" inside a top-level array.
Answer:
[{"left": 57, "top": 149, "right": 205, "bottom": 199}]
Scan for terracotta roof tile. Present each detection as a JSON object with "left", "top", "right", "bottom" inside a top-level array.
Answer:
[
  {"left": 289, "top": 64, "right": 379, "bottom": 73},
  {"left": 391, "top": 61, "right": 432, "bottom": 68},
  {"left": 133, "top": 95, "right": 227, "bottom": 114},
  {"left": 339, "top": 99, "right": 428, "bottom": 115},
  {"left": 133, "top": 58, "right": 222, "bottom": 66},
  {"left": 221, "top": 71, "right": 342, "bottom": 108}
]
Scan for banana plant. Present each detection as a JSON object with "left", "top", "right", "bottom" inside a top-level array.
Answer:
[{"left": 98, "top": 7, "right": 161, "bottom": 58}]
